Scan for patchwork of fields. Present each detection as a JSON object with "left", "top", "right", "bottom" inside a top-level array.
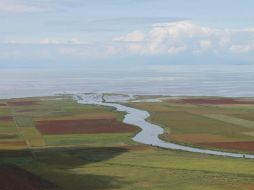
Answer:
[
  {"left": 129, "top": 97, "right": 254, "bottom": 154},
  {"left": 0, "top": 96, "right": 254, "bottom": 189},
  {"left": 0, "top": 96, "right": 137, "bottom": 149}
]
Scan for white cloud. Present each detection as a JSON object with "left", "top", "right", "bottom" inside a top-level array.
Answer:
[
  {"left": 2, "top": 38, "right": 88, "bottom": 46},
  {"left": 167, "top": 45, "right": 187, "bottom": 54},
  {"left": 113, "top": 31, "right": 144, "bottom": 42},
  {"left": 39, "top": 39, "right": 61, "bottom": 45},
  {"left": 39, "top": 38, "right": 86, "bottom": 45},
  {"left": 110, "top": 21, "right": 254, "bottom": 56},
  {"left": 68, "top": 38, "right": 83, "bottom": 45},
  {"left": 2, "top": 21, "right": 254, "bottom": 61},
  {"left": 199, "top": 40, "right": 212, "bottom": 49},
  {"left": 230, "top": 45, "right": 254, "bottom": 53}
]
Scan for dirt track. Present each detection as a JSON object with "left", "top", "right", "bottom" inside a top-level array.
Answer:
[{"left": 36, "top": 118, "right": 137, "bottom": 135}]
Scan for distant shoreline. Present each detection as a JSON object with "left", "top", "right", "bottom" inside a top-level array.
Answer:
[{"left": 1, "top": 92, "right": 254, "bottom": 100}]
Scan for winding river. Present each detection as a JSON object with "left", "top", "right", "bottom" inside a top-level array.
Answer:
[{"left": 76, "top": 94, "right": 254, "bottom": 159}]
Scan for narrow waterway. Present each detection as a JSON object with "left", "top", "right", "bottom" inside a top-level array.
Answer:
[{"left": 76, "top": 94, "right": 254, "bottom": 159}]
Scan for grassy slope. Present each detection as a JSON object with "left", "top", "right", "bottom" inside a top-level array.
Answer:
[
  {"left": 0, "top": 96, "right": 253, "bottom": 189},
  {"left": 3, "top": 148, "right": 254, "bottom": 190}
]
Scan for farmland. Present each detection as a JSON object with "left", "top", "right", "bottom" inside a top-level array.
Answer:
[
  {"left": 129, "top": 96, "right": 254, "bottom": 154},
  {"left": 0, "top": 95, "right": 254, "bottom": 189}
]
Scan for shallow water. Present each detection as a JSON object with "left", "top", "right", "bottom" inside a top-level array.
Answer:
[
  {"left": 1, "top": 65, "right": 254, "bottom": 99},
  {"left": 76, "top": 94, "right": 254, "bottom": 159}
]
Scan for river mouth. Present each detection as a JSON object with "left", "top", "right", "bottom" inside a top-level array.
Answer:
[{"left": 75, "top": 93, "right": 254, "bottom": 159}]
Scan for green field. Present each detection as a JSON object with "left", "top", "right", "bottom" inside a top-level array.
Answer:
[
  {"left": 0, "top": 96, "right": 254, "bottom": 189},
  {"left": 129, "top": 97, "right": 254, "bottom": 153}
]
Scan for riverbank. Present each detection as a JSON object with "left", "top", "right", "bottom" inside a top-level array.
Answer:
[{"left": 76, "top": 94, "right": 254, "bottom": 158}]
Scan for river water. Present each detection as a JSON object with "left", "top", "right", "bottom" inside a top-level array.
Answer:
[{"left": 76, "top": 93, "right": 254, "bottom": 159}]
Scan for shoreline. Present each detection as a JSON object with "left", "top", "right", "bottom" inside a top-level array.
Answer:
[{"left": 1, "top": 92, "right": 254, "bottom": 101}]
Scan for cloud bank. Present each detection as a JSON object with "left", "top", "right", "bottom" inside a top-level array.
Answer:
[
  {"left": 1, "top": 21, "right": 254, "bottom": 64},
  {"left": 110, "top": 21, "right": 254, "bottom": 56}
]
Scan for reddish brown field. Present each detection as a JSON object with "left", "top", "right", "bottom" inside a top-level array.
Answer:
[
  {"left": 177, "top": 98, "right": 254, "bottom": 105},
  {"left": 7, "top": 101, "right": 39, "bottom": 106},
  {"left": 199, "top": 141, "right": 254, "bottom": 153},
  {"left": 0, "top": 141, "right": 27, "bottom": 147},
  {"left": 0, "top": 165, "right": 56, "bottom": 190},
  {"left": 0, "top": 116, "right": 13, "bottom": 121},
  {"left": 36, "top": 119, "right": 137, "bottom": 135},
  {"left": 16, "top": 109, "right": 36, "bottom": 113}
]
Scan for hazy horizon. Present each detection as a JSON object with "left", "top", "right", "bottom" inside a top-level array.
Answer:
[
  {"left": 1, "top": 64, "right": 254, "bottom": 99},
  {"left": 1, "top": 1, "right": 254, "bottom": 98}
]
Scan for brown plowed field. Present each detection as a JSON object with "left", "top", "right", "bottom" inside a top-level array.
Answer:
[
  {"left": 0, "top": 116, "right": 13, "bottom": 121},
  {"left": 0, "top": 165, "right": 56, "bottom": 190},
  {"left": 0, "top": 103, "right": 7, "bottom": 106},
  {"left": 178, "top": 98, "right": 254, "bottom": 105},
  {"left": 36, "top": 119, "right": 137, "bottom": 135},
  {"left": 7, "top": 101, "right": 39, "bottom": 106},
  {"left": 198, "top": 141, "right": 254, "bottom": 152}
]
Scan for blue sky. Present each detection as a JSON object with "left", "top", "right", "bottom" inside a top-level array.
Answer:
[{"left": 1, "top": 0, "right": 254, "bottom": 67}]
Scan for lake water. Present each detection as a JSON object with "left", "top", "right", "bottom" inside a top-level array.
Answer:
[{"left": 1, "top": 64, "right": 254, "bottom": 98}]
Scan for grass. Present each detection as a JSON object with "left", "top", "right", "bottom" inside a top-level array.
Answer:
[
  {"left": 129, "top": 97, "right": 254, "bottom": 153},
  {"left": 0, "top": 119, "right": 21, "bottom": 142},
  {"left": 228, "top": 113, "right": 254, "bottom": 121},
  {"left": 6, "top": 147, "right": 254, "bottom": 190},
  {"left": 44, "top": 133, "right": 137, "bottom": 147},
  {"left": 20, "top": 127, "right": 45, "bottom": 147},
  {"left": 14, "top": 116, "right": 35, "bottom": 128},
  {"left": 149, "top": 111, "right": 251, "bottom": 139},
  {"left": 202, "top": 114, "right": 254, "bottom": 129},
  {"left": 0, "top": 122, "right": 15, "bottom": 128},
  {"left": 0, "top": 108, "right": 11, "bottom": 115},
  {"left": 0, "top": 95, "right": 254, "bottom": 189}
]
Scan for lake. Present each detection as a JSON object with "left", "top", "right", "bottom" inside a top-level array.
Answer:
[{"left": 0, "top": 64, "right": 254, "bottom": 98}]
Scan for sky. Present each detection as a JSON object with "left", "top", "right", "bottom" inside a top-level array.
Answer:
[{"left": 1, "top": 0, "right": 254, "bottom": 67}]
